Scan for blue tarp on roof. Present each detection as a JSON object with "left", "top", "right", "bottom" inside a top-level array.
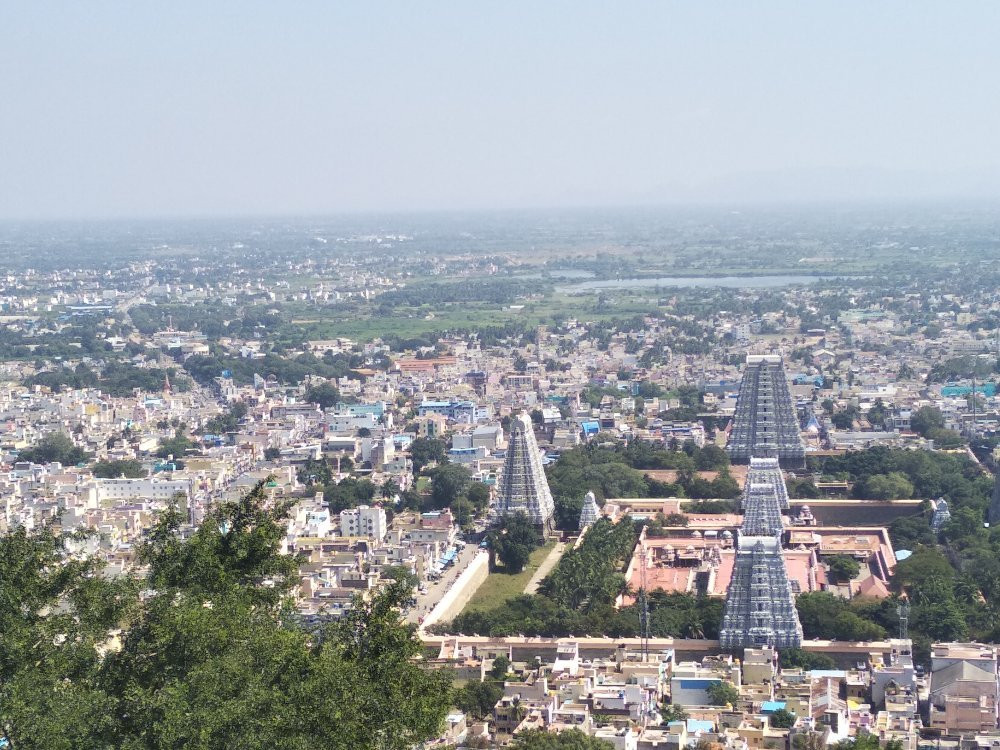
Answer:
[
  {"left": 942, "top": 384, "right": 997, "bottom": 397},
  {"left": 761, "top": 701, "right": 786, "bottom": 713}
]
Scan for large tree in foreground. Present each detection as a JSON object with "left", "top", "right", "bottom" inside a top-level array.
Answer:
[{"left": 0, "top": 481, "right": 451, "bottom": 750}]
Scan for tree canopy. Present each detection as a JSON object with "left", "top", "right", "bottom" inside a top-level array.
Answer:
[
  {"left": 0, "top": 481, "right": 451, "bottom": 749},
  {"left": 17, "top": 431, "right": 90, "bottom": 465},
  {"left": 509, "top": 728, "right": 614, "bottom": 749}
]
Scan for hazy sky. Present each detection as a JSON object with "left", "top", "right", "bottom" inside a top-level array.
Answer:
[{"left": 2, "top": 2, "right": 999, "bottom": 219}]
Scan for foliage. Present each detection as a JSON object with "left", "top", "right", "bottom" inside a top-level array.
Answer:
[
  {"left": 92, "top": 459, "right": 146, "bottom": 479},
  {"left": 0, "top": 481, "right": 452, "bottom": 749},
  {"left": 410, "top": 437, "right": 448, "bottom": 474},
  {"left": 492, "top": 512, "right": 540, "bottom": 574},
  {"left": 909, "top": 405, "right": 945, "bottom": 436},
  {"left": 446, "top": 590, "right": 722, "bottom": 640},
  {"left": 304, "top": 381, "right": 340, "bottom": 409},
  {"left": 428, "top": 463, "right": 472, "bottom": 510},
  {"left": 537, "top": 518, "right": 636, "bottom": 610},
  {"left": 324, "top": 477, "right": 378, "bottom": 513},
  {"left": 17, "top": 431, "right": 90, "bottom": 465},
  {"left": 661, "top": 703, "right": 689, "bottom": 723},
  {"left": 184, "top": 350, "right": 361, "bottom": 387},
  {"left": 489, "top": 654, "right": 512, "bottom": 680},
  {"left": 509, "top": 728, "right": 614, "bottom": 749},
  {"left": 706, "top": 681, "right": 740, "bottom": 706},
  {"left": 770, "top": 708, "right": 796, "bottom": 728},
  {"left": 156, "top": 428, "right": 195, "bottom": 459},
  {"left": 779, "top": 648, "right": 835, "bottom": 671},
  {"left": 795, "top": 592, "right": 888, "bottom": 641},
  {"left": 546, "top": 441, "right": 740, "bottom": 531},
  {"left": 28, "top": 362, "right": 189, "bottom": 397},
  {"left": 454, "top": 680, "right": 503, "bottom": 720},
  {"left": 826, "top": 555, "right": 861, "bottom": 582},
  {"left": 854, "top": 471, "right": 914, "bottom": 499},
  {"left": 202, "top": 401, "right": 248, "bottom": 434}
]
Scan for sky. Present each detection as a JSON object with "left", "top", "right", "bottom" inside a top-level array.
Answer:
[{"left": 1, "top": 2, "right": 999, "bottom": 219}]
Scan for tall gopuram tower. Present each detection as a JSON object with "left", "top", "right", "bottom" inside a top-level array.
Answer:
[
  {"left": 727, "top": 354, "right": 805, "bottom": 467},
  {"left": 495, "top": 412, "right": 555, "bottom": 536},
  {"left": 719, "top": 457, "right": 803, "bottom": 649}
]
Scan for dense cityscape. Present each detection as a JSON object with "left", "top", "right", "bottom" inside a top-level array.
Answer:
[{"left": 3, "top": 209, "right": 1000, "bottom": 748}]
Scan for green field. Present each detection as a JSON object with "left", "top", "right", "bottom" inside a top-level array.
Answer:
[
  {"left": 281, "top": 292, "right": 659, "bottom": 343},
  {"left": 461, "top": 541, "right": 556, "bottom": 614}
]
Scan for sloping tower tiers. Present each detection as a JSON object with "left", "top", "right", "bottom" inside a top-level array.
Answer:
[
  {"left": 496, "top": 412, "right": 555, "bottom": 535},
  {"left": 719, "top": 457, "right": 803, "bottom": 649},
  {"left": 727, "top": 354, "right": 805, "bottom": 467}
]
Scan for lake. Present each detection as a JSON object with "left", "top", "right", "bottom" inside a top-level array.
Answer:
[{"left": 555, "top": 274, "right": 853, "bottom": 292}]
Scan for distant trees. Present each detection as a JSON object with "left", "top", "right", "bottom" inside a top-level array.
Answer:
[
  {"left": 706, "top": 681, "right": 740, "bottom": 706},
  {"left": 409, "top": 437, "right": 448, "bottom": 475},
  {"left": 304, "top": 381, "right": 340, "bottom": 410},
  {"left": 156, "top": 428, "right": 195, "bottom": 460},
  {"left": 910, "top": 405, "right": 945, "bottom": 436},
  {"left": 454, "top": 680, "right": 503, "bottom": 720},
  {"left": 510, "top": 729, "right": 613, "bottom": 749},
  {"left": 779, "top": 648, "right": 835, "bottom": 671},
  {"left": 537, "top": 518, "right": 636, "bottom": 610},
  {"left": 770, "top": 708, "right": 796, "bottom": 728},
  {"left": 428, "top": 463, "right": 472, "bottom": 510},
  {"left": 854, "top": 472, "right": 914, "bottom": 500},
  {"left": 92, "top": 459, "right": 145, "bottom": 479},
  {"left": 795, "top": 592, "right": 887, "bottom": 641},
  {"left": 18, "top": 432, "right": 90, "bottom": 465},
  {"left": 545, "top": 441, "right": 741, "bottom": 532},
  {"left": 201, "top": 401, "right": 248, "bottom": 434}
]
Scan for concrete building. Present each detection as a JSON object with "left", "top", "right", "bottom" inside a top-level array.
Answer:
[{"left": 339, "top": 504, "right": 387, "bottom": 540}]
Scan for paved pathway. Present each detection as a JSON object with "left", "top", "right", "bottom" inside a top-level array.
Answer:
[
  {"left": 404, "top": 543, "right": 479, "bottom": 625},
  {"left": 523, "top": 541, "right": 566, "bottom": 594}
]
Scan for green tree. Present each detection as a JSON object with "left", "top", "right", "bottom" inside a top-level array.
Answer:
[
  {"left": 0, "top": 524, "right": 137, "bottom": 749},
  {"left": 488, "top": 654, "right": 512, "bottom": 680},
  {"left": 779, "top": 648, "right": 835, "bottom": 671},
  {"left": 92, "top": 459, "right": 146, "bottom": 478},
  {"left": 0, "top": 481, "right": 452, "bottom": 748},
  {"left": 454, "top": 680, "right": 503, "bottom": 720},
  {"left": 451, "top": 497, "right": 475, "bottom": 527},
  {"left": 661, "top": 702, "right": 689, "bottom": 723},
  {"left": 156, "top": 427, "right": 195, "bottom": 460},
  {"left": 429, "top": 462, "right": 472, "bottom": 509},
  {"left": 706, "top": 680, "right": 740, "bottom": 706},
  {"left": 304, "top": 381, "right": 340, "bottom": 409},
  {"left": 409, "top": 437, "right": 448, "bottom": 474},
  {"left": 493, "top": 512, "right": 540, "bottom": 574},
  {"left": 770, "top": 708, "right": 796, "bottom": 728},
  {"left": 910, "top": 405, "right": 945, "bottom": 437},
  {"left": 826, "top": 555, "right": 861, "bottom": 582},
  {"left": 17, "top": 431, "right": 90, "bottom": 465},
  {"left": 467, "top": 482, "right": 491, "bottom": 511},
  {"left": 510, "top": 728, "right": 614, "bottom": 749}
]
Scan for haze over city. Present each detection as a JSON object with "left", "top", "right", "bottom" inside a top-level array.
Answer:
[
  {"left": 2, "top": 2, "right": 1000, "bottom": 219},
  {"left": 7, "top": 5, "right": 1000, "bottom": 750}
]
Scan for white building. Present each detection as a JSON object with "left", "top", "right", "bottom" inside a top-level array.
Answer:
[{"left": 339, "top": 504, "right": 387, "bottom": 540}]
